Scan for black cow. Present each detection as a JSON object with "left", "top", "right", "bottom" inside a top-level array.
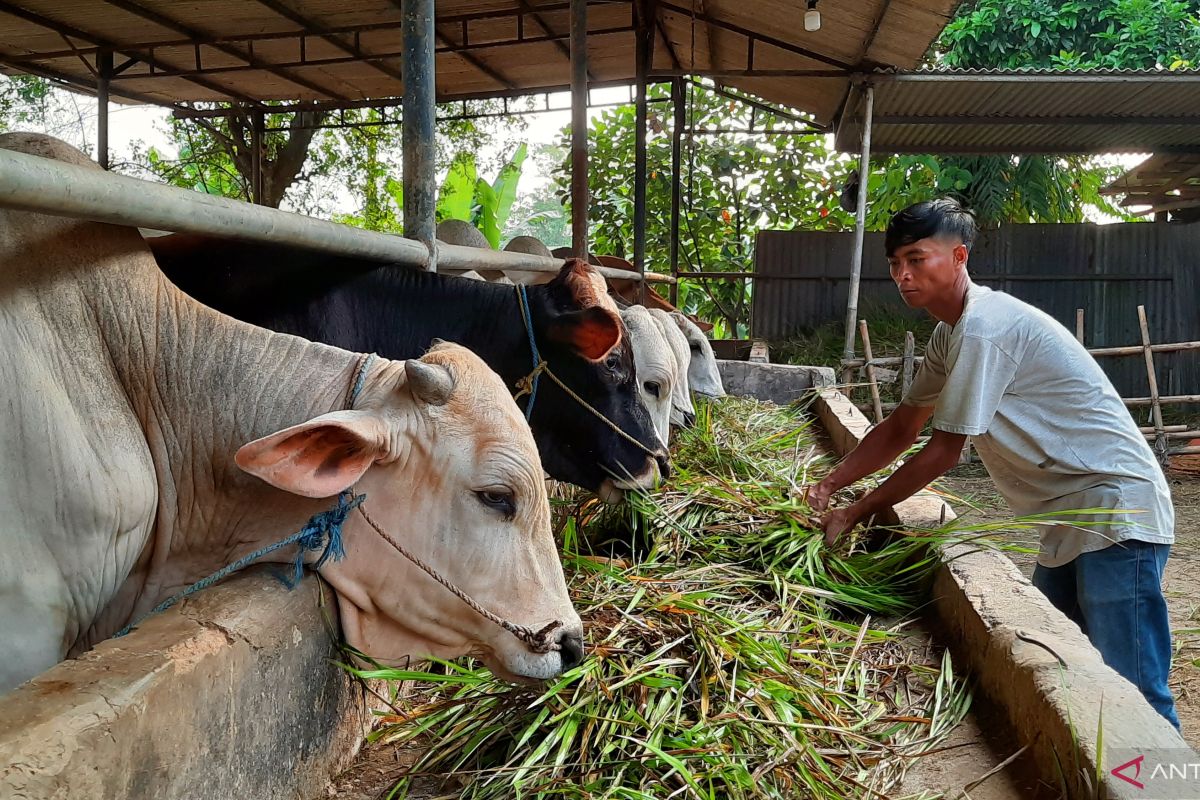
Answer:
[{"left": 149, "top": 233, "right": 668, "bottom": 499}]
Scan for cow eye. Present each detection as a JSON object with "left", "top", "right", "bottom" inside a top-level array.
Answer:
[
  {"left": 644, "top": 381, "right": 661, "bottom": 398},
  {"left": 476, "top": 489, "right": 516, "bottom": 517},
  {"left": 690, "top": 343, "right": 701, "bottom": 351},
  {"left": 604, "top": 353, "right": 621, "bottom": 370}
]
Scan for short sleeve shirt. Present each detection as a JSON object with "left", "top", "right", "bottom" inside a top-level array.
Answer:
[{"left": 903, "top": 283, "right": 1174, "bottom": 567}]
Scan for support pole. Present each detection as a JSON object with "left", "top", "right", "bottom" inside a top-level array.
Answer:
[
  {"left": 841, "top": 83, "right": 874, "bottom": 388},
  {"left": 96, "top": 51, "right": 113, "bottom": 170},
  {"left": 403, "top": 0, "right": 437, "bottom": 271},
  {"left": 1075, "top": 308, "right": 1085, "bottom": 345},
  {"left": 633, "top": 0, "right": 652, "bottom": 303},
  {"left": 570, "top": 0, "right": 589, "bottom": 259},
  {"left": 901, "top": 330, "right": 915, "bottom": 397},
  {"left": 669, "top": 78, "right": 684, "bottom": 307},
  {"left": 250, "top": 109, "right": 264, "bottom": 205},
  {"left": 1138, "top": 305, "right": 1167, "bottom": 462},
  {"left": 859, "top": 320, "right": 883, "bottom": 424}
]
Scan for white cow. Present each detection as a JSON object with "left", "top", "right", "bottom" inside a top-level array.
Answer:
[
  {"left": 619, "top": 306, "right": 675, "bottom": 448},
  {"left": 648, "top": 308, "right": 696, "bottom": 428},
  {"left": 670, "top": 312, "right": 726, "bottom": 398},
  {"left": 0, "top": 134, "right": 582, "bottom": 692}
]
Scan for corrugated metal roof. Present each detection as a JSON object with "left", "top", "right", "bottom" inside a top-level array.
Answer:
[
  {"left": 835, "top": 69, "right": 1200, "bottom": 154},
  {"left": 1102, "top": 152, "right": 1200, "bottom": 214},
  {"left": 0, "top": 0, "right": 960, "bottom": 126}
]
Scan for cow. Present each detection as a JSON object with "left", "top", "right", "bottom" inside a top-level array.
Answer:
[
  {"left": 620, "top": 306, "right": 676, "bottom": 447},
  {"left": 671, "top": 312, "right": 726, "bottom": 398},
  {"left": 0, "top": 133, "right": 582, "bottom": 692},
  {"left": 649, "top": 308, "right": 696, "bottom": 429},
  {"left": 148, "top": 237, "right": 669, "bottom": 503}
]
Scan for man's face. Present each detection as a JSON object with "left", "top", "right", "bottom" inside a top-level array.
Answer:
[{"left": 887, "top": 236, "right": 968, "bottom": 310}]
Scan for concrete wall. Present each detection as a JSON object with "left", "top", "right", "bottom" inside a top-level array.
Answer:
[
  {"left": 0, "top": 569, "right": 374, "bottom": 800},
  {"left": 716, "top": 360, "right": 835, "bottom": 406}
]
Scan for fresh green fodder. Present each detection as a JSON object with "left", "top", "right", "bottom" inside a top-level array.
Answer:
[{"left": 351, "top": 396, "right": 976, "bottom": 799}]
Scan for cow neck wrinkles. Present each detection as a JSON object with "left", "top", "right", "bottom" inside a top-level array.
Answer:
[{"left": 95, "top": 264, "right": 396, "bottom": 617}]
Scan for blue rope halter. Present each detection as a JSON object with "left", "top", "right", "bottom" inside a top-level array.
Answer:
[{"left": 115, "top": 353, "right": 378, "bottom": 638}]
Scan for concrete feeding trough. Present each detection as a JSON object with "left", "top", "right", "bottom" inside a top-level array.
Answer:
[{"left": 2, "top": 360, "right": 1195, "bottom": 799}]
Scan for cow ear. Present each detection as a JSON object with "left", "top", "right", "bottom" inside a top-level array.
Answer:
[
  {"left": 235, "top": 410, "right": 389, "bottom": 499},
  {"left": 547, "top": 306, "right": 621, "bottom": 361}
]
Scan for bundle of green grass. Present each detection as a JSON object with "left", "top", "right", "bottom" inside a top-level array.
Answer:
[{"left": 350, "top": 397, "right": 971, "bottom": 799}]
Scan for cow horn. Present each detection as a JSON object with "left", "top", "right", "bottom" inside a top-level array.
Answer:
[{"left": 405, "top": 359, "right": 455, "bottom": 406}]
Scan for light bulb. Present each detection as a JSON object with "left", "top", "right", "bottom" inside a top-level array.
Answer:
[{"left": 804, "top": 0, "right": 821, "bottom": 31}]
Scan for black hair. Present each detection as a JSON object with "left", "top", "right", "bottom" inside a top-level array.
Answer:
[{"left": 884, "top": 198, "right": 977, "bottom": 256}]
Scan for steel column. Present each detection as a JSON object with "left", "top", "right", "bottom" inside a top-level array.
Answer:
[
  {"left": 96, "top": 51, "right": 113, "bottom": 170},
  {"left": 842, "top": 84, "right": 875, "bottom": 380},
  {"left": 402, "top": 0, "right": 437, "bottom": 270},
  {"left": 250, "top": 109, "right": 265, "bottom": 205},
  {"left": 633, "top": 0, "right": 652, "bottom": 301},
  {"left": 570, "top": 0, "right": 589, "bottom": 258},
  {"left": 668, "top": 78, "right": 683, "bottom": 306}
]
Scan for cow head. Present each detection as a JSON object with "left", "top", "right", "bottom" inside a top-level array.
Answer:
[
  {"left": 649, "top": 308, "right": 696, "bottom": 429},
  {"left": 528, "top": 260, "right": 669, "bottom": 502},
  {"left": 235, "top": 343, "right": 582, "bottom": 682},
  {"left": 620, "top": 306, "right": 676, "bottom": 447},
  {"left": 671, "top": 312, "right": 726, "bottom": 398}
]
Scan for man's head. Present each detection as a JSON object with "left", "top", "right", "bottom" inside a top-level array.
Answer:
[{"left": 885, "top": 198, "right": 977, "bottom": 311}]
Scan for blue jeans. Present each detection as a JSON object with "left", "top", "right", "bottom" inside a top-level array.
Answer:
[{"left": 1032, "top": 540, "right": 1179, "bottom": 730}]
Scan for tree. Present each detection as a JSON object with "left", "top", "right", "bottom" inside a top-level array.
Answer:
[
  {"left": 900, "top": 0, "right": 1200, "bottom": 226},
  {"left": 555, "top": 83, "right": 856, "bottom": 336}
]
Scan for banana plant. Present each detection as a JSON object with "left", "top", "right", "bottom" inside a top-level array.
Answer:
[{"left": 434, "top": 143, "right": 528, "bottom": 248}]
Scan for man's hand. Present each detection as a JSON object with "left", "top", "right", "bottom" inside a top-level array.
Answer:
[
  {"left": 819, "top": 503, "right": 869, "bottom": 547},
  {"left": 804, "top": 478, "right": 836, "bottom": 513}
]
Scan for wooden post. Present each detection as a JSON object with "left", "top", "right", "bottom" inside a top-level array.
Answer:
[
  {"left": 1075, "top": 308, "right": 1084, "bottom": 345},
  {"left": 570, "top": 0, "right": 589, "bottom": 258},
  {"left": 1138, "top": 305, "right": 1167, "bottom": 462},
  {"left": 859, "top": 320, "right": 883, "bottom": 424},
  {"left": 901, "top": 330, "right": 915, "bottom": 398}
]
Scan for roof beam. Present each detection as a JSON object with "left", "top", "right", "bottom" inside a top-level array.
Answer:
[
  {"left": 514, "top": 0, "right": 594, "bottom": 81},
  {"left": 98, "top": 0, "right": 352, "bottom": 101},
  {"left": 0, "top": 0, "right": 262, "bottom": 104},
  {"left": 0, "top": 48, "right": 171, "bottom": 106},
  {"left": 381, "top": 0, "right": 518, "bottom": 91},
  {"left": 248, "top": 0, "right": 406, "bottom": 84}
]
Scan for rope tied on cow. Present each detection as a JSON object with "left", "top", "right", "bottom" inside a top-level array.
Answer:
[
  {"left": 115, "top": 351, "right": 562, "bottom": 657},
  {"left": 514, "top": 285, "right": 660, "bottom": 459}
]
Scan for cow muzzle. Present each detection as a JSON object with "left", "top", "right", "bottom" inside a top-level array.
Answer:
[{"left": 597, "top": 449, "right": 670, "bottom": 503}]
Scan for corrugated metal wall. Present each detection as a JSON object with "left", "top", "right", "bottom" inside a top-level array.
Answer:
[{"left": 752, "top": 223, "right": 1200, "bottom": 399}]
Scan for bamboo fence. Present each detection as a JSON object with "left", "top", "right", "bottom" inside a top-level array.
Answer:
[{"left": 843, "top": 305, "right": 1200, "bottom": 462}]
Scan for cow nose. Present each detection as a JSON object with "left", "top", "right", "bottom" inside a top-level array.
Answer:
[
  {"left": 557, "top": 631, "right": 585, "bottom": 671},
  {"left": 654, "top": 450, "right": 672, "bottom": 481},
  {"left": 682, "top": 411, "right": 696, "bottom": 428}
]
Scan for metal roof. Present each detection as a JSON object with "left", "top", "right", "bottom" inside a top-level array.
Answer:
[
  {"left": 835, "top": 69, "right": 1200, "bottom": 154},
  {"left": 0, "top": 0, "right": 960, "bottom": 126}
]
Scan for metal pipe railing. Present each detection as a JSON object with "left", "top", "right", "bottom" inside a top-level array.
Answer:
[{"left": 0, "top": 147, "right": 673, "bottom": 283}]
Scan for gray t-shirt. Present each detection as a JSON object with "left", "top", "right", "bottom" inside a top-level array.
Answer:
[{"left": 903, "top": 283, "right": 1174, "bottom": 567}]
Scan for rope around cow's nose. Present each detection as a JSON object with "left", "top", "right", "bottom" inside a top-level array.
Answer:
[{"left": 354, "top": 501, "right": 563, "bottom": 655}]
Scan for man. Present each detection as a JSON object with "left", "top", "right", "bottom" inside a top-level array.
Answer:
[{"left": 807, "top": 198, "right": 1178, "bottom": 728}]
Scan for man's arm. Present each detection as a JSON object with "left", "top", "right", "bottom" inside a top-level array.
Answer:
[
  {"left": 818, "top": 427, "right": 966, "bottom": 544},
  {"left": 806, "top": 402, "right": 935, "bottom": 512}
]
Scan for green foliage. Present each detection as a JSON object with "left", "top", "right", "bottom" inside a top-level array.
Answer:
[
  {"left": 430, "top": 143, "right": 530, "bottom": 247},
  {"left": 437, "top": 152, "right": 478, "bottom": 222},
  {"left": 935, "top": 0, "right": 1200, "bottom": 70},
  {"left": 557, "top": 83, "right": 856, "bottom": 335}
]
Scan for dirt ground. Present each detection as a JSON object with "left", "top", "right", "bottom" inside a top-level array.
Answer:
[{"left": 938, "top": 461, "right": 1200, "bottom": 748}]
